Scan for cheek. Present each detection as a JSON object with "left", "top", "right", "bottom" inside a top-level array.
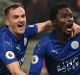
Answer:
[
  {"left": 59, "top": 21, "right": 67, "bottom": 30},
  {"left": 10, "top": 21, "right": 17, "bottom": 29},
  {"left": 59, "top": 20, "right": 67, "bottom": 26},
  {"left": 59, "top": 19, "right": 66, "bottom": 23},
  {"left": 61, "top": 25, "right": 68, "bottom": 32},
  {"left": 9, "top": 19, "right": 17, "bottom": 25},
  {"left": 24, "top": 19, "right": 26, "bottom": 23}
]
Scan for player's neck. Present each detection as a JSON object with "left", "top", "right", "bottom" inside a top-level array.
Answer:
[
  {"left": 10, "top": 30, "right": 23, "bottom": 38},
  {"left": 14, "top": 33, "right": 23, "bottom": 38},
  {"left": 54, "top": 30, "right": 69, "bottom": 43},
  {"left": 8, "top": 27, "right": 23, "bottom": 38}
]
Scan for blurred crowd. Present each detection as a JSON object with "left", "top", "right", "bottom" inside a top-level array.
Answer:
[{"left": 0, "top": 0, "right": 80, "bottom": 28}]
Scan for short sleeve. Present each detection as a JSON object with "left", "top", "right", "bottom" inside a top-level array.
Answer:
[
  {"left": 25, "top": 24, "right": 38, "bottom": 38},
  {"left": 29, "top": 41, "right": 46, "bottom": 75},
  {"left": 0, "top": 41, "right": 17, "bottom": 65}
]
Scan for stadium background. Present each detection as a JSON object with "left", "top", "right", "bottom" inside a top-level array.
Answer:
[{"left": 0, "top": 0, "right": 80, "bottom": 74}]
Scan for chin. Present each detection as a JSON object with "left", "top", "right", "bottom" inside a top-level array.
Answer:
[
  {"left": 18, "top": 30, "right": 25, "bottom": 34},
  {"left": 66, "top": 32, "right": 71, "bottom": 36},
  {"left": 20, "top": 32, "right": 24, "bottom": 34},
  {"left": 64, "top": 31, "right": 71, "bottom": 36}
]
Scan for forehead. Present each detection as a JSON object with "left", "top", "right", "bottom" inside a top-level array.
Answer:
[
  {"left": 58, "top": 8, "right": 72, "bottom": 15},
  {"left": 9, "top": 7, "right": 25, "bottom": 16}
]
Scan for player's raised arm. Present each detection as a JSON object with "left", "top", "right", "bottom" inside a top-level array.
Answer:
[
  {"left": 36, "top": 21, "right": 80, "bottom": 36},
  {"left": 36, "top": 20, "right": 53, "bottom": 33}
]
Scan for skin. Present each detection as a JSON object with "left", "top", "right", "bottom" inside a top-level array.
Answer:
[
  {"left": 5, "top": 7, "right": 26, "bottom": 38},
  {"left": 52, "top": 7, "right": 74, "bottom": 42}
]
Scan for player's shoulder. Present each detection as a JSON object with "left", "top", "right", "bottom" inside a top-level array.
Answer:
[
  {"left": 0, "top": 25, "right": 7, "bottom": 34},
  {"left": 0, "top": 26, "right": 12, "bottom": 49},
  {"left": 0, "top": 26, "right": 10, "bottom": 40},
  {"left": 38, "top": 33, "right": 52, "bottom": 46},
  {"left": 0, "top": 27, "right": 5, "bottom": 40},
  {"left": 76, "top": 34, "right": 80, "bottom": 37},
  {"left": 71, "top": 34, "right": 80, "bottom": 44},
  {"left": 74, "top": 34, "right": 80, "bottom": 40}
]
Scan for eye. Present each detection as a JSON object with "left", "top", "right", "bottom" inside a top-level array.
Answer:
[
  {"left": 63, "top": 14, "right": 67, "bottom": 18},
  {"left": 13, "top": 15, "right": 19, "bottom": 19},
  {"left": 59, "top": 14, "right": 67, "bottom": 18},
  {"left": 62, "top": 13, "right": 73, "bottom": 19},
  {"left": 21, "top": 14, "right": 26, "bottom": 18},
  {"left": 69, "top": 13, "right": 73, "bottom": 18}
]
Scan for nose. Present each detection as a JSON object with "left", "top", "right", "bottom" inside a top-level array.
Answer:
[
  {"left": 67, "top": 17, "right": 74, "bottom": 23},
  {"left": 18, "top": 16, "right": 24, "bottom": 22}
]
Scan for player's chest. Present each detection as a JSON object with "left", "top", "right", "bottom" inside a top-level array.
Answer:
[
  {"left": 12, "top": 38, "right": 28, "bottom": 55},
  {"left": 46, "top": 40, "right": 80, "bottom": 60}
]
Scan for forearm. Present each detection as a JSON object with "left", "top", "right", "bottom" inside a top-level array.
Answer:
[
  {"left": 7, "top": 62, "right": 28, "bottom": 75},
  {"left": 11, "top": 69, "right": 28, "bottom": 75},
  {"left": 37, "top": 20, "right": 53, "bottom": 33}
]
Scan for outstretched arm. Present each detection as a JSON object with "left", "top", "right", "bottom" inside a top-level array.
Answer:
[
  {"left": 36, "top": 20, "right": 80, "bottom": 36},
  {"left": 36, "top": 20, "right": 53, "bottom": 33}
]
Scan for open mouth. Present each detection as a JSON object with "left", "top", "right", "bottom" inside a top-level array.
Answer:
[
  {"left": 67, "top": 28, "right": 72, "bottom": 32},
  {"left": 18, "top": 24, "right": 24, "bottom": 27},
  {"left": 17, "top": 24, "right": 25, "bottom": 32},
  {"left": 66, "top": 23, "right": 73, "bottom": 32}
]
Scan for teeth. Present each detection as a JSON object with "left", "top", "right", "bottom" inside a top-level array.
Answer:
[
  {"left": 18, "top": 24, "right": 24, "bottom": 27},
  {"left": 67, "top": 28, "right": 72, "bottom": 32}
]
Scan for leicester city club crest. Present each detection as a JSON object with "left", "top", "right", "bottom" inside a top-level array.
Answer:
[{"left": 71, "top": 41, "right": 79, "bottom": 49}]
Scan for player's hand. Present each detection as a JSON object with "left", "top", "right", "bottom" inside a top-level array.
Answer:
[
  {"left": 71, "top": 23, "right": 80, "bottom": 37},
  {"left": 45, "top": 20, "right": 54, "bottom": 30}
]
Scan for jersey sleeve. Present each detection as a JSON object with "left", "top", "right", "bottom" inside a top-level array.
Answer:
[
  {"left": 0, "top": 41, "right": 17, "bottom": 65},
  {"left": 29, "top": 42, "right": 46, "bottom": 75},
  {"left": 25, "top": 24, "right": 38, "bottom": 38}
]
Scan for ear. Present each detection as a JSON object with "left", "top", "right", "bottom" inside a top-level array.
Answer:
[
  {"left": 5, "top": 19, "right": 10, "bottom": 26},
  {"left": 51, "top": 20, "right": 56, "bottom": 26}
]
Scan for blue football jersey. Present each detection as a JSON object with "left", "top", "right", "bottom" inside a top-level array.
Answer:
[
  {"left": 0, "top": 24, "right": 38, "bottom": 75},
  {"left": 29, "top": 32, "right": 80, "bottom": 75}
]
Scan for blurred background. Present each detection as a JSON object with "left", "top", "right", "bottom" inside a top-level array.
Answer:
[{"left": 0, "top": 0, "right": 80, "bottom": 75}]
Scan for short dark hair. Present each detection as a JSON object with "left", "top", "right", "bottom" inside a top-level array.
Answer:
[
  {"left": 49, "top": 3, "right": 69, "bottom": 20},
  {"left": 3, "top": 3, "right": 24, "bottom": 17}
]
